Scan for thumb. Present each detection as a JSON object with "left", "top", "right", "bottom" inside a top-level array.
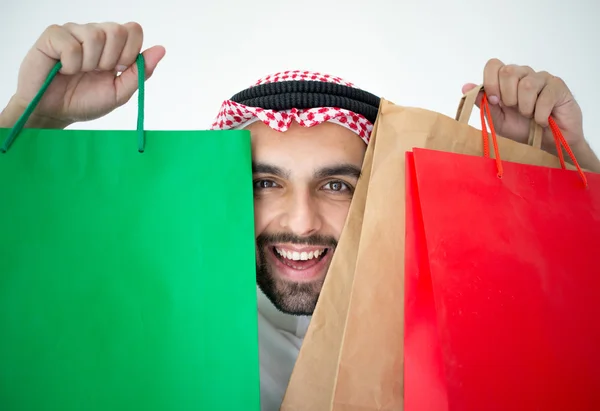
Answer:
[
  {"left": 115, "top": 45, "right": 166, "bottom": 106},
  {"left": 462, "top": 82, "right": 484, "bottom": 108},
  {"left": 462, "top": 82, "right": 504, "bottom": 109},
  {"left": 461, "top": 82, "right": 479, "bottom": 95},
  {"left": 462, "top": 82, "right": 504, "bottom": 123}
]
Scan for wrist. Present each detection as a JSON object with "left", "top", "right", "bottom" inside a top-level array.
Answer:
[{"left": 0, "top": 96, "right": 71, "bottom": 129}]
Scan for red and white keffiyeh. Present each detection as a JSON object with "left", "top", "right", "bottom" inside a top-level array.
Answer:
[{"left": 210, "top": 70, "right": 374, "bottom": 144}]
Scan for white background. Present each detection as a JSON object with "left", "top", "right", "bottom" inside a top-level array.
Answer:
[{"left": 1, "top": 0, "right": 599, "bottom": 151}]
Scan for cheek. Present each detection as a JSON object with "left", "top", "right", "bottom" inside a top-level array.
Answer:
[
  {"left": 319, "top": 199, "right": 352, "bottom": 238},
  {"left": 252, "top": 197, "right": 281, "bottom": 238}
]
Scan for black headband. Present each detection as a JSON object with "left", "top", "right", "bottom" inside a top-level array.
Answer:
[{"left": 229, "top": 80, "right": 381, "bottom": 124}]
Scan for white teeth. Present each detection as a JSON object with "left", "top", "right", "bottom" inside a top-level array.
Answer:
[{"left": 276, "top": 248, "right": 325, "bottom": 261}]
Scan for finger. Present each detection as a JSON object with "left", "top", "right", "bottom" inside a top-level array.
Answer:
[
  {"left": 479, "top": 91, "right": 505, "bottom": 128},
  {"left": 461, "top": 83, "right": 487, "bottom": 113},
  {"left": 35, "top": 24, "right": 84, "bottom": 75},
  {"left": 461, "top": 83, "right": 483, "bottom": 109},
  {"left": 516, "top": 72, "right": 550, "bottom": 118},
  {"left": 498, "top": 64, "right": 534, "bottom": 107},
  {"left": 63, "top": 22, "right": 106, "bottom": 73},
  {"left": 462, "top": 83, "right": 483, "bottom": 112},
  {"left": 461, "top": 83, "right": 488, "bottom": 114},
  {"left": 460, "top": 85, "right": 505, "bottom": 127},
  {"left": 96, "top": 23, "right": 129, "bottom": 71},
  {"left": 534, "top": 76, "right": 571, "bottom": 127},
  {"left": 114, "top": 45, "right": 166, "bottom": 106},
  {"left": 461, "top": 83, "right": 479, "bottom": 95},
  {"left": 115, "top": 22, "right": 144, "bottom": 71},
  {"left": 482, "top": 58, "right": 505, "bottom": 105}
]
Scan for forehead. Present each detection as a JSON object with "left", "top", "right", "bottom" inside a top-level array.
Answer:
[{"left": 247, "top": 121, "right": 367, "bottom": 169}]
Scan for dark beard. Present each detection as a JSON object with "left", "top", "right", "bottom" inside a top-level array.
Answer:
[{"left": 255, "top": 232, "right": 337, "bottom": 316}]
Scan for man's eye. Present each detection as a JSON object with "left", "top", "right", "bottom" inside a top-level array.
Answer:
[
  {"left": 254, "top": 179, "right": 279, "bottom": 189},
  {"left": 323, "top": 181, "right": 352, "bottom": 192}
]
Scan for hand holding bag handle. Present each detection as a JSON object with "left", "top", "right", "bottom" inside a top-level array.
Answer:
[
  {"left": 455, "top": 84, "right": 543, "bottom": 150},
  {"left": 1, "top": 54, "right": 147, "bottom": 153},
  {"left": 456, "top": 84, "right": 587, "bottom": 186}
]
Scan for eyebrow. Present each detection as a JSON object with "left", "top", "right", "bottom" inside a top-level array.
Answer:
[
  {"left": 252, "top": 162, "right": 361, "bottom": 180},
  {"left": 252, "top": 162, "right": 290, "bottom": 179},
  {"left": 313, "top": 164, "right": 362, "bottom": 180}
]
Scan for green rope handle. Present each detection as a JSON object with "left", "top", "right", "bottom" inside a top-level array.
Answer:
[
  {"left": 136, "top": 54, "right": 145, "bottom": 152},
  {"left": 0, "top": 62, "right": 61, "bottom": 153},
  {"left": 1, "top": 53, "right": 147, "bottom": 153}
]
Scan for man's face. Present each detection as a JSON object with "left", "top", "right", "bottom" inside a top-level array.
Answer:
[{"left": 248, "top": 121, "right": 367, "bottom": 316}]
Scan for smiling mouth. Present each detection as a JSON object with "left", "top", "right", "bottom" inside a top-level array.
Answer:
[{"left": 272, "top": 246, "right": 329, "bottom": 270}]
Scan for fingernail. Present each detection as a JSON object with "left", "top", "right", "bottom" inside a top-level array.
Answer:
[
  {"left": 116, "top": 65, "right": 128, "bottom": 72},
  {"left": 488, "top": 95, "right": 500, "bottom": 105}
]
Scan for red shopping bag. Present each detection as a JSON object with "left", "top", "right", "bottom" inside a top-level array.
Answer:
[{"left": 404, "top": 95, "right": 600, "bottom": 411}]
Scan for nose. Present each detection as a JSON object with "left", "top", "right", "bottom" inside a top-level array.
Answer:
[{"left": 279, "top": 189, "right": 323, "bottom": 236}]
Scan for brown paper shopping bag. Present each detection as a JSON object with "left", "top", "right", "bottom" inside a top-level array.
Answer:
[
  {"left": 280, "top": 100, "right": 381, "bottom": 411},
  {"left": 281, "top": 85, "right": 574, "bottom": 411}
]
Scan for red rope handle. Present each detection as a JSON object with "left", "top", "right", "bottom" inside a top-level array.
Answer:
[
  {"left": 549, "top": 117, "right": 588, "bottom": 187},
  {"left": 479, "top": 92, "right": 587, "bottom": 187},
  {"left": 480, "top": 94, "right": 503, "bottom": 178}
]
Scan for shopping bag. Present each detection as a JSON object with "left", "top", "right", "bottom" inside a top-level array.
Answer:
[
  {"left": 0, "top": 55, "right": 261, "bottom": 411},
  {"left": 280, "top": 99, "right": 381, "bottom": 411},
  {"left": 404, "top": 94, "right": 600, "bottom": 410},
  {"left": 282, "top": 83, "right": 588, "bottom": 411},
  {"left": 332, "top": 90, "right": 596, "bottom": 411}
]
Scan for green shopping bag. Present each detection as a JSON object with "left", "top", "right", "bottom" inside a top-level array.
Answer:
[{"left": 0, "top": 55, "right": 260, "bottom": 411}]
